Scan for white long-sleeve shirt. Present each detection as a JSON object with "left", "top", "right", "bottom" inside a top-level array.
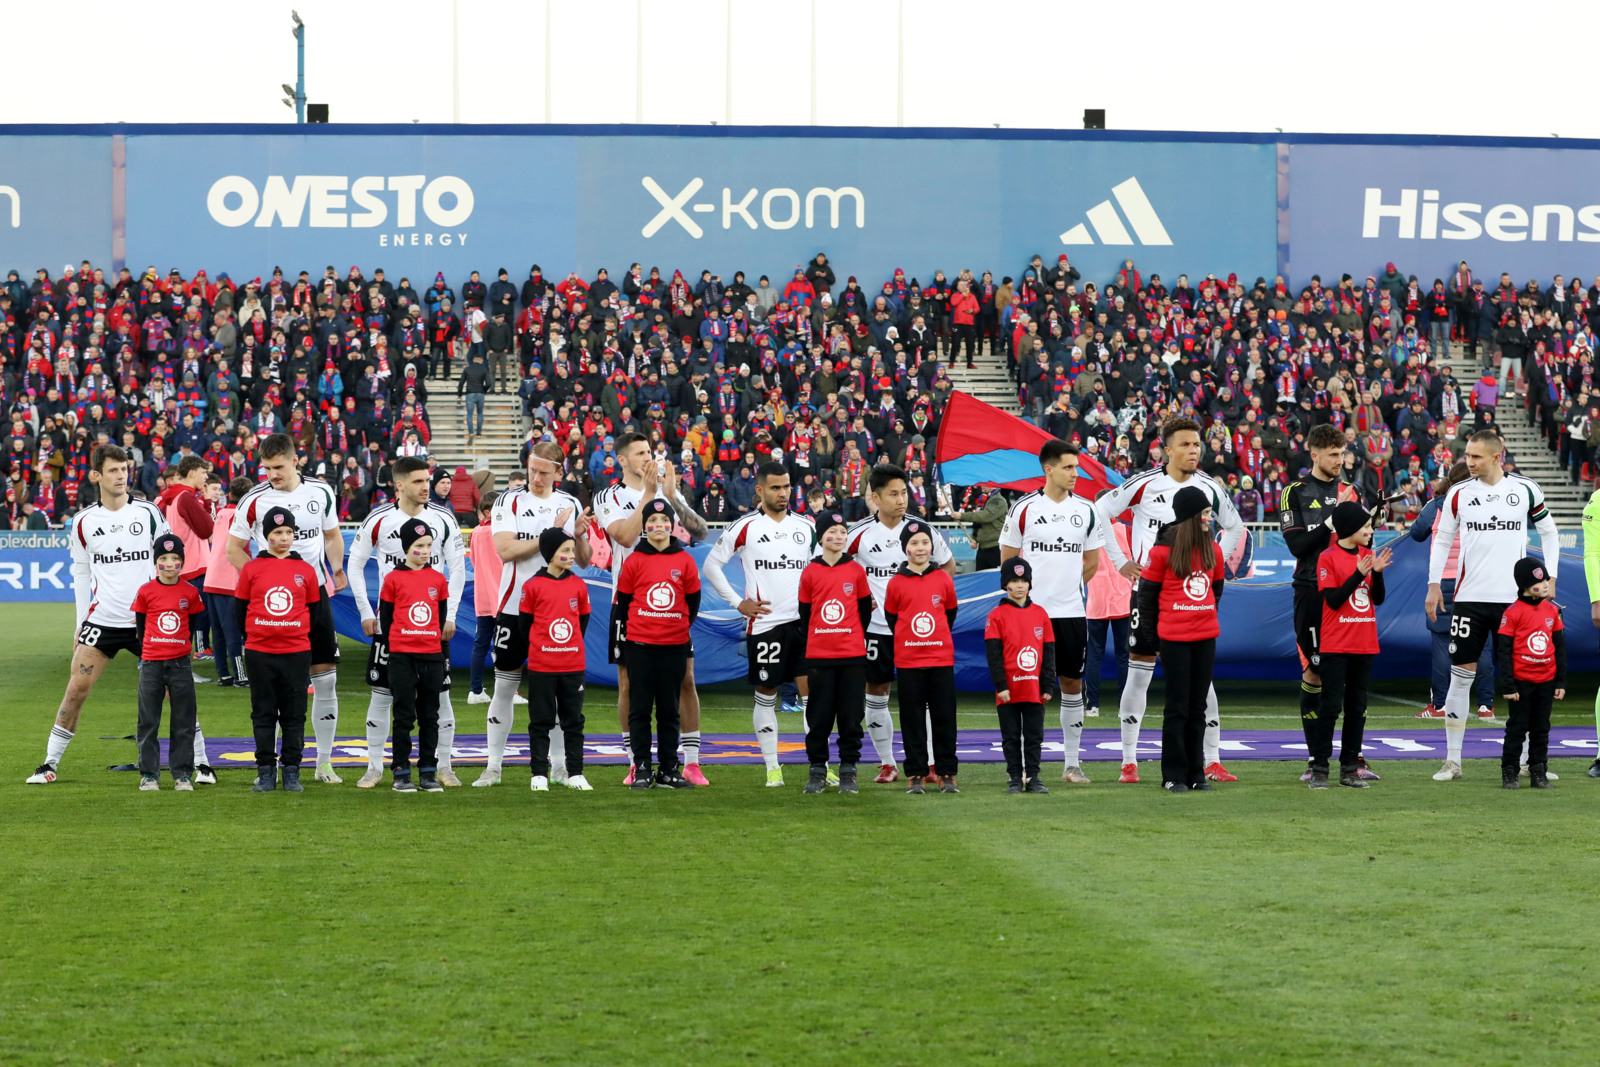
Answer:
[{"left": 1428, "top": 473, "right": 1558, "bottom": 604}]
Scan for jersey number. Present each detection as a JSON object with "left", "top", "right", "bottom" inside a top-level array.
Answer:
[
  {"left": 1450, "top": 616, "right": 1471, "bottom": 638},
  {"left": 866, "top": 640, "right": 879, "bottom": 662},
  {"left": 373, "top": 643, "right": 390, "bottom": 666},
  {"left": 494, "top": 625, "right": 513, "bottom": 651},
  {"left": 79, "top": 625, "right": 102, "bottom": 647},
  {"left": 1129, "top": 608, "right": 1140, "bottom": 633},
  {"left": 755, "top": 640, "right": 781, "bottom": 665}
]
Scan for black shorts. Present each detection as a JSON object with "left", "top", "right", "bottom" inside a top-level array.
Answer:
[
  {"left": 76, "top": 621, "right": 140, "bottom": 660},
  {"left": 865, "top": 631, "right": 896, "bottom": 686},
  {"left": 493, "top": 611, "right": 529, "bottom": 673},
  {"left": 310, "top": 595, "right": 340, "bottom": 664},
  {"left": 1050, "top": 617, "right": 1089, "bottom": 680},
  {"left": 1128, "top": 597, "right": 1159, "bottom": 656},
  {"left": 747, "top": 620, "right": 806, "bottom": 687},
  {"left": 1448, "top": 601, "right": 1510, "bottom": 666},
  {"left": 607, "top": 605, "right": 627, "bottom": 666},
  {"left": 1293, "top": 584, "right": 1321, "bottom": 670},
  {"left": 369, "top": 633, "right": 453, "bottom": 692}
]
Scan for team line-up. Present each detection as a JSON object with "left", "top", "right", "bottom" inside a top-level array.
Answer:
[{"left": 26, "top": 417, "right": 1578, "bottom": 795}]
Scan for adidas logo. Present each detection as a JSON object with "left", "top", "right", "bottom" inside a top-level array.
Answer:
[
  {"left": 1121, "top": 716, "right": 1140, "bottom": 725},
  {"left": 758, "top": 726, "right": 775, "bottom": 734},
  {"left": 488, "top": 716, "right": 503, "bottom": 724},
  {"left": 1058, "top": 177, "right": 1172, "bottom": 246}
]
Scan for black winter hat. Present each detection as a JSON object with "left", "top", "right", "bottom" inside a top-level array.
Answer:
[
  {"left": 153, "top": 533, "right": 185, "bottom": 561},
  {"left": 814, "top": 511, "right": 850, "bottom": 543},
  {"left": 398, "top": 518, "right": 433, "bottom": 554},
  {"left": 1001, "top": 557, "right": 1032, "bottom": 589},
  {"left": 1171, "top": 485, "right": 1210, "bottom": 525},
  {"left": 899, "top": 519, "right": 932, "bottom": 552},
  {"left": 539, "top": 526, "right": 574, "bottom": 564},
  {"left": 640, "top": 497, "right": 674, "bottom": 524},
  {"left": 1332, "top": 501, "right": 1371, "bottom": 540},
  {"left": 262, "top": 507, "right": 296, "bottom": 536},
  {"left": 1514, "top": 556, "right": 1549, "bottom": 594}
]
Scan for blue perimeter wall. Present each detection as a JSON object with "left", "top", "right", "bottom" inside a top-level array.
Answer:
[
  {"left": 8, "top": 124, "right": 1600, "bottom": 291},
  {"left": 3, "top": 526, "right": 1587, "bottom": 688}
]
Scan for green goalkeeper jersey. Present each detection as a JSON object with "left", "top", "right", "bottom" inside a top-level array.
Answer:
[{"left": 1584, "top": 489, "right": 1600, "bottom": 604}]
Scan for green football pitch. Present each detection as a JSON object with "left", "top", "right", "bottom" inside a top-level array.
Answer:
[{"left": 4, "top": 604, "right": 1600, "bottom": 1066}]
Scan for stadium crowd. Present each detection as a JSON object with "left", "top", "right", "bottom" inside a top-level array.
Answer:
[{"left": 4, "top": 253, "right": 1599, "bottom": 532}]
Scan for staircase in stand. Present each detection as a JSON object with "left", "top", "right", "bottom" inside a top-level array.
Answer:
[
  {"left": 425, "top": 393, "right": 526, "bottom": 484},
  {"left": 1439, "top": 343, "right": 1589, "bottom": 528},
  {"left": 944, "top": 345, "right": 1021, "bottom": 411}
]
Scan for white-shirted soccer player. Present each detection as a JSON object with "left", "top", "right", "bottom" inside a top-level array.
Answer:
[
  {"left": 28, "top": 445, "right": 221, "bottom": 784},
  {"left": 594, "top": 432, "right": 710, "bottom": 785},
  {"left": 226, "top": 433, "right": 348, "bottom": 783},
  {"left": 847, "top": 463, "right": 956, "bottom": 784},
  {"left": 349, "top": 456, "right": 468, "bottom": 787},
  {"left": 1000, "top": 440, "right": 1105, "bottom": 783},
  {"left": 1425, "top": 429, "right": 1560, "bottom": 781},
  {"left": 1094, "top": 416, "right": 1245, "bottom": 784},
  {"left": 703, "top": 461, "right": 815, "bottom": 787},
  {"left": 473, "top": 440, "right": 591, "bottom": 786}
]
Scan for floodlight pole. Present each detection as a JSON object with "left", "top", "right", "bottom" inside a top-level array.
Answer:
[{"left": 292, "top": 14, "right": 306, "bottom": 124}]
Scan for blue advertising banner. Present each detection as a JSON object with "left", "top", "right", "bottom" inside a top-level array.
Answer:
[
  {"left": 0, "top": 530, "right": 77, "bottom": 602},
  {"left": 0, "top": 136, "right": 113, "bottom": 274},
  {"left": 1290, "top": 141, "right": 1600, "bottom": 286},
  {"left": 124, "top": 134, "right": 579, "bottom": 285},
  {"left": 575, "top": 135, "right": 1278, "bottom": 293},
  {"left": 112, "top": 130, "right": 1276, "bottom": 291}
]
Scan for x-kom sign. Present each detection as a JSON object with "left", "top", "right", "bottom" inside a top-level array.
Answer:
[{"left": 641, "top": 177, "right": 865, "bottom": 239}]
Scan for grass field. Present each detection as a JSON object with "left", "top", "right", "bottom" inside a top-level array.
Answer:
[{"left": 4, "top": 603, "right": 1600, "bottom": 1066}]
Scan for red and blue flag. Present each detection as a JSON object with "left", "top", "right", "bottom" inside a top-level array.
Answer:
[{"left": 934, "top": 391, "right": 1122, "bottom": 500}]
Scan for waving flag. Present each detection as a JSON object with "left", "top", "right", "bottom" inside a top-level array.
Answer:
[{"left": 935, "top": 391, "right": 1122, "bottom": 500}]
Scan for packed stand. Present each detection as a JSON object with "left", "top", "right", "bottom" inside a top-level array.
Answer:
[{"left": 4, "top": 253, "right": 1596, "bottom": 532}]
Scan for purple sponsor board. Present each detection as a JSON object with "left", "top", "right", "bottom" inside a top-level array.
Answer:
[{"left": 154, "top": 728, "right": 1600, "bottom": 769}]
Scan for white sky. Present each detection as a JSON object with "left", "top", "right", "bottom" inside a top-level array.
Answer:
[{"left": 10, "top": 0, "right": 1600, "bottom": 138}]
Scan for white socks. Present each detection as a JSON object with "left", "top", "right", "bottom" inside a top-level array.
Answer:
[
  {"left": 1061, "top": 690, "right": 1084, "bottom": 766},
  {"left": 1444, "top": 665, "right": 1474, "bottom": 763},
  {"left": 193, "top": 724, "right": 210, "bottom": 767},
  {"left": 865, "top": 693, "right": 895, "bottom": 765},
  {"left": 436, "top": 690, "right": 456, "bottom": 771},
  {"left": 754, "top": 690, "right": 780, "bottom": 770},
  {"left": 310, "top": 670, "right": 339, "bottom": 765},
  {"left": 46, "top": 724, "right": 73, "bottom": 768},
  {"left": 1119, "top": 661, "right": 1155, "bottom": 763},
  {"left": 485, "top": 670, "right": 520, "bottom": 773},
  {"left": 549, "top": 721, "right": 566, "bottom": 777},
  {"left": 365, "top": 690, "right": 394, "bottom": 770},
  {"left": 682, "top": 731, "right": 702, "bottom": 765},
  {"left": 1202, "top": 683, "right": 1221, "bottom": 766}
]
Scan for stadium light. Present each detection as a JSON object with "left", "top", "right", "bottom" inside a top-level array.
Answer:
[
  {"left": 286, "top": 13, "right": 307, "bottom": 124},
  {"left": 291, "top": 9, "right": 303, "bottom": 27}
]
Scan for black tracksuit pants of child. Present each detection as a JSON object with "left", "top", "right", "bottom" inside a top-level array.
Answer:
[
  {"left": 997, "top": 701, "right": 1044, "bottom": 781},
  {"left": 1160, "top": 638, "right": 1214, "bottom": 788},
  {"left": 898, "top": 665, "right": 958, "bottom": 778},
  {"left": 137, "top": 655, "right": 198, "bottom": 777},
  {"left": 804, "top": 659, "right": 866, "bottom": 766},
  {"left": 1504, "top": 679, "right": 1556, "bottom": 772},
  {"left": 390, "top": 650, "right": 445, "bottom": 774},
  {"left": 625, "top": 643, "right": 687, "bottom": 773},
  {"left": 246, "top": 649, "right": 311, "bottom": 768},
  {"left": 1310, "top": 652, "right": 1372, "bottom": 773},
  {"left": 528, "top": 670, "right": 586, "bottom": 777}
]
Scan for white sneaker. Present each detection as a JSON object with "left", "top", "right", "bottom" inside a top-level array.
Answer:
[
  {"left": 24, "top": 763, "right": 57, "bottom": 785},
  {"left": 194, "top": 765, "right": 217, "bottom": 785},
  {"left": 139, "top": 774, "right": 160, "bottom": 791},
  {"left": 356, "top": 767, "right": 384, "bottom": 789},
  {"left": 191, "top": 672, "right": 212, "bottom": 685},
  {"left": 467, "top": 691, "right": 490, "bottom": 705},
  {"left": 550, "top": 762, "right": 569, "bottom": 784},
  {"left": 473, "top": 766, "right": 502, "bottom": 787},
  {"left": 436, "top": 767, "right": 461, "bottom": 787},
  {"left": 314, "top": 762, "right": 343, "bottom": 784},
  {"left": 531, "top": 775, "right": 550, "bottom": 791},
  {"left": 512, "top": 693, "right": 528, "bottom": 705},
  {"left": 1085, "top": 705, "right": 1100, "bottom": 718},
  {"left": 1432, "top": 759, "right": 1462, "bottom": 781},
  {"left": 565, "top": 774, "right": 593, "bottom": 791}
]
